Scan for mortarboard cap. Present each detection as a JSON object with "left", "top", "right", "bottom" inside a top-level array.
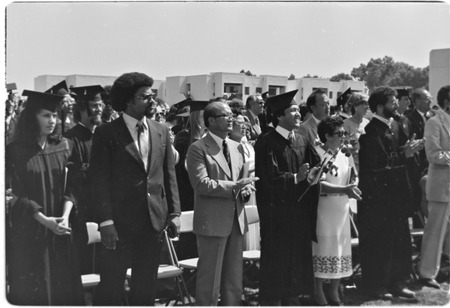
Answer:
[
  {"left": 267, "top": 90, "right": 298, "bottom": 115},
  {"left": 22, "top": 90, "right": 64, "bottom": 112},
  {"left": 176, "top": 106, "right": 191, "bottom": 117},
  {"left": 45, "top": 80, "right": 76, "bottom": 96},
  {"left": 70, "top": 85, "right": 105, "bottom": 101},
  {"left": 188, "top": 100, "right": 209, "bottom": 112},
  {"left": 173, "top": 99, "right": 191, "bottom": 110},
  {"left": 6, "top": 83, "right": 17, "bottom": 91},
  {"left": 396, "top": 88, "right": 410, "bottom": 99},
  {"left": 337, "top": 88, "right": 352, "bottom": 106}
]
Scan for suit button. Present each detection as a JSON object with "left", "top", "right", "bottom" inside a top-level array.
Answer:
[{"left": 147, "top": 193, "right": 151, "bottom": 197}]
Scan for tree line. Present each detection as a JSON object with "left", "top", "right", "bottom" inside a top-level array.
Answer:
[{"left": 240, "top": 55, "right": 429, "bottom": 92}]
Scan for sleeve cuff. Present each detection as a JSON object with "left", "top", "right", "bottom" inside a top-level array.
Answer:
[{"left": 100, "top": 220, "right": 114, "bottom": 227}]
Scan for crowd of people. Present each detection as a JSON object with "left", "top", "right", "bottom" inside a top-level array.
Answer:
[{"left": 4, "top": 72, "right": 450, "bottom": 306}]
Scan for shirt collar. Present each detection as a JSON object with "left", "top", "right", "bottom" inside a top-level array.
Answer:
[
  {"left": 123, "top": 113, "right": 148, "bottom": 130},
  {"left": 372, "top": 114, "right": 391, "bottom": 128},
  {"left": 275, "top": 125, "right": 293, "bottom": 140},
  {"left": 248, "top": 110, "right": 258, "bottom": 120},
  {"left": 208, "top": 131, "right": 228, "bottom": 149},
  {"left": 416, "top": 109, "right": 427, "bottom": 121},
  {"left": 312, "top": 115, "right": 321, "bottom": 124}
]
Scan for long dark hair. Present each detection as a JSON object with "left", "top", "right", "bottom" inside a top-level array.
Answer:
[{"left": 13, "top": 104, "right": 63, "bottom": 146}]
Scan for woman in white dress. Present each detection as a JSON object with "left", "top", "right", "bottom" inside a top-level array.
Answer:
[
  {"left": 229, "top": 112, "right": 260, "bottom": 250},
  {"left": 312, "top": 117, "right": 362, "bottom": 305}
]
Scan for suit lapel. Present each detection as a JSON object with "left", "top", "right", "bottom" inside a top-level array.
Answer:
[
  {"left": 229, "top": 141, "right": 242, "bottom": 181},
  {"left": 204, "top": 134, "right": 232, "bottom": 179},
  {"left": 115, "top": 116, "right": 146, "bottom": 170}
]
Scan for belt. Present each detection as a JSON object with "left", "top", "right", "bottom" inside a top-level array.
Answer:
[{"left": 320, "top": 193, "right": 345, "bottom": 197}]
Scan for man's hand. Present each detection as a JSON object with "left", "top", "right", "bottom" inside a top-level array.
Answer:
[
  {"left": 345, "top": 184, "right": 362, "bottom": 200},
  {"left": 296, "top": 163, "right": 310, "bottom": 182},
  {"left": 403, "top": 139, "right": 423, "bottom": 158},
  {"left": 167, "top": 216, "right": 181, "bottom": 238},
  {"left": 235, "top": 176, "right": 259, "bottom": 191},
  {"left": 100, "top": 224, "right": 119, "bottom": 250},
  {"left": 240, "top": 184, "right": 256, "bottom": 200},
  {"left": 307, "top": 166, "right": 323, "bottom": 185}
]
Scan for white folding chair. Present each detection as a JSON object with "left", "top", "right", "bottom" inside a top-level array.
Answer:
[
  {"left": 126, "top": 229, "right": 193, "bottom": 305},
  {"left": 177, "top": 211, "right": 199, "bottom": 271},
  {"left": 81, "top": 222, "right": 101, "bottom": 289}
]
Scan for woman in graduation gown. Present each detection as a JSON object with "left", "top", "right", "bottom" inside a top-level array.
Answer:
[{"left": 6, "top": 90, "right": 84, "bottom": 305}]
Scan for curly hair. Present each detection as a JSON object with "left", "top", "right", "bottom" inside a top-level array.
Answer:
[
  {"left": 14, "top": 103, "right": 62, "bottom": 145},
  {"left": 368, "top": 86, "right": 397, "bottom": 113},
  {"left": 110, "top": 72, "right": 154, "bottom": 112},
  {"left": 318, "top": 116, "right": 344, "bottom": 143}
]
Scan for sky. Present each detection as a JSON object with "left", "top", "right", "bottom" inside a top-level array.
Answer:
[{"left": 3, "top": 1, "right": 450, "bottom": 93}]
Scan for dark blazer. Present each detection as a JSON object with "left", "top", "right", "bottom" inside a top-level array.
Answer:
[{"left": 89, "top": 115, "right": 180, "bottom": 235}]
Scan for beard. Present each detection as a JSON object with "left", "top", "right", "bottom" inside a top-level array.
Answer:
[
  {"left": 90, "top": 115, "right": 102, "bottom": 126},
  {"left": 383, "top": 106, "right": 395, "bottom": 119}
]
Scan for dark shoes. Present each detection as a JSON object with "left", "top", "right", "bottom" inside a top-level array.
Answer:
[
  {"left": 419, "top": 278, "right": 441, "bottom": 289},
  {"left": 388, "top": 283, "right": 416, "bottom": 299},
  {"left": 364, "top": 287, "right": 393, "bottom": 300}
]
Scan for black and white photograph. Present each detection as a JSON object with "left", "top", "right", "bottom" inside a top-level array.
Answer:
[{"left": 2, "top": 0, "right": 450, "bottom": 306}]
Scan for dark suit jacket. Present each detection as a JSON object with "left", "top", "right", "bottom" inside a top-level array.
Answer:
[
  {"left": 400, "top": 109, "right": 428, "bottom": 174},
  {"left": 89, "top": 115, "right": 180, "bottom": 235}
]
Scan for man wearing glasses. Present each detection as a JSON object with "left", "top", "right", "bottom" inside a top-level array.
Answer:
[
  {"left": 186, "top": 101, "right": 258, "bottom": 305},
  {"left": 89, "top": 72, "right": 181, "bottom": 305}
]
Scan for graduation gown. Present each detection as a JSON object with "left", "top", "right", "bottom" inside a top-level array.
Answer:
[
  {"left": 358, "top": 117, "right": 414, "bottom": 288},
  {"left": 64, "top": 124, "right": 94, "bottom": 273},
  {"left": 254, "top": 129, "right": 320, "bottom": 300},
  {"left": 5, "top": 138, "right": 84, "bottom": 305},
  {"left": 173, "top": 129, "right": 198, "bottom": 260}
]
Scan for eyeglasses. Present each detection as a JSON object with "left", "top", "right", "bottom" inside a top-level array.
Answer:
[
  {"left": 333, "top": 131, "right": 348, "bottom": 137},
  {"left": 212, "top": 113, "right": 233, "bottom": 119},
  {"left": 155, "top": 112, "right": 166, "bottom": 117},
  {"left": 136, "top": 93, "right": 155, "bottom": 101}
]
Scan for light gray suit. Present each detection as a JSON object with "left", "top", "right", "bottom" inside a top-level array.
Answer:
[
  {"left": 187, "top": 133, "right": 248, "bottom": 305},
  {"left": 419, "top": 109, "right": 450, "bottom": 279},
  {"left": 296, "top": 116, "right": 321, "bottom": 146}
]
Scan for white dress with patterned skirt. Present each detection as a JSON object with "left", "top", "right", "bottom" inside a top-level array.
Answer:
[{"left": 312, "top": 147, "right": 354, "bottom": 279}]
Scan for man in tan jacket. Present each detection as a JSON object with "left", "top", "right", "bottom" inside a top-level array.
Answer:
[{"left": 418, "top": 85, "right": 450, "bottom": 289}]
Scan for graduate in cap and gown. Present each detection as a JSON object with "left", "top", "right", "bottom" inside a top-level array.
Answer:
[
  {"left": 63, "top": 85, "right": 105, "bottom": 273},
  {"left": 6, "top": 90, "right": 84, "bottom": 305},
  {"left": 255, "top": 90, "right": 321, "bottom": 305},
  {"left": 45, "top": 80, "right": 77, "bottom": 134}
]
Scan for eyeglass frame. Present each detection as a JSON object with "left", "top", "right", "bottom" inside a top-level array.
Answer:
[
  {"left": 333, "top": 131, "right": 349, "bottom": 137},
  {"left": 211, "top": 113, "right": 234, "bottom": 119},
  {"left": 135, "top": 93, "right": 155, "bottom": 102}
]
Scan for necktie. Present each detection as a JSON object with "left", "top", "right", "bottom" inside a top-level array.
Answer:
[
  {"left": 136, "top": 121, "right": 149, "bottom": 169},
  {"left": 223, "top": 139, "right": 232, "bottom": 170},
  {"left": 254, "top": 117, "right": 261, "bottom": 135},
  {"left": 288, "top": 131, "right": 294, "bottom": 145}
]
